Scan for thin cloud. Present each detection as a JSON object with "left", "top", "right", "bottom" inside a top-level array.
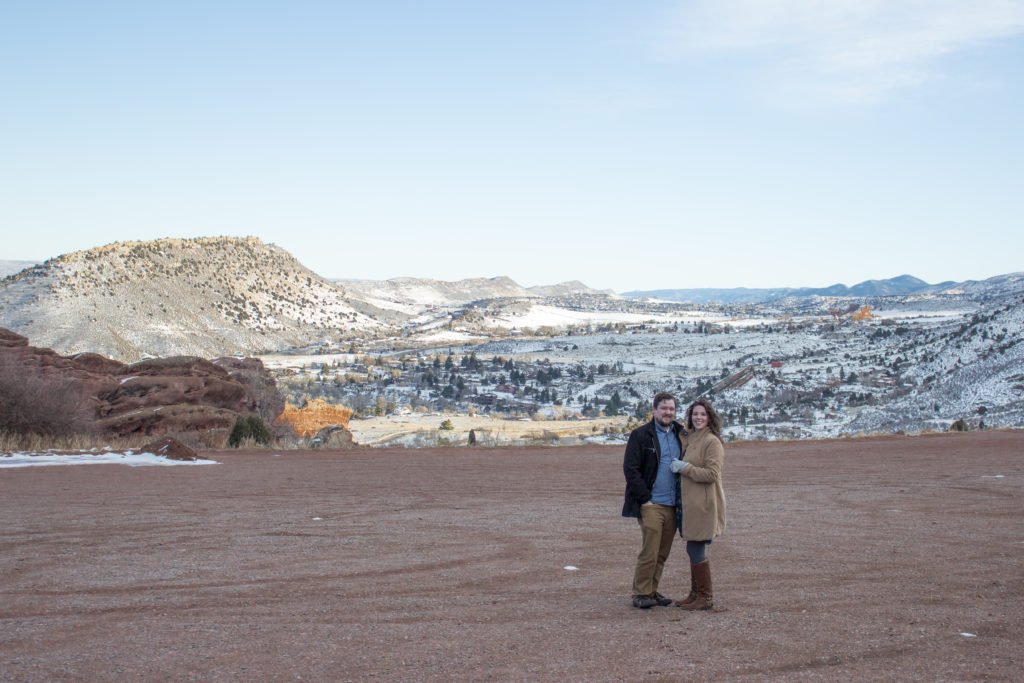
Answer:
[{"left": 659, "top": 0, "right": 1024, "bottom": 104}]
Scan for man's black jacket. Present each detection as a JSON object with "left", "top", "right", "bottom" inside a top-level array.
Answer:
[{"left": 621, "top": 419, "right": 686, "bottom": 518}]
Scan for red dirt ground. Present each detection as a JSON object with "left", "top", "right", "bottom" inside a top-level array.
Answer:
[{"left": 1, "top": 430, "right": 1022, "bottom": 681}]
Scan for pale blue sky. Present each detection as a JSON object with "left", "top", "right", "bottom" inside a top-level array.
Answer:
[{"left": 2, "top": 1, "right": 1022, "bottom": 291}]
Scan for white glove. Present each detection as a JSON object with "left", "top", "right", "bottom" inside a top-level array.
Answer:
[{"left": 670, "top": 459, "right": 689, "bottom": 474}]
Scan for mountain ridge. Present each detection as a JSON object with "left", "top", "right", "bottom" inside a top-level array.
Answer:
[
  {"left": 0, "top": 237, "right": 387, "bottom": 361},
  {"left": 0, "top": 237, "right": 622, "bottom": 360},
  {"left": 3, "top": 236, "right": 1020, "bottom": 362},
  {"left": 5, "top": 243, "right": 1007, "bottom": 305},
  {"left": 621, "top": 273, "right": 1017, "bottom": 303}
]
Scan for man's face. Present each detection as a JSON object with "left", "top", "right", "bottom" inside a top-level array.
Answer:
[{"left": 653, "top": 399, "right": 676, "bottom": 427}]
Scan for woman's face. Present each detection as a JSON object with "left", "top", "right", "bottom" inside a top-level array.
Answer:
[{"left": 691, "top": 405, "right": 709, "bottom": 430}]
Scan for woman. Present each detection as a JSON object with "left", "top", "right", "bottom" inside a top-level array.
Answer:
[{"left": 670, "top": 398, "right": 727, "bottom": 610}]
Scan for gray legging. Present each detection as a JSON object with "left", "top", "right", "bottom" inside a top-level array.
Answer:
[{"left": 686, "top": 540, "right": 712, "bottom": 564}]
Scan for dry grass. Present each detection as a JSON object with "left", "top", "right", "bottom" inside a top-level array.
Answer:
[
  {"left": 0, "top": 430, "right": 153, "bottom": 453},
  {"left": 346, "top": 413, "right": 631, "bottom": 447}
]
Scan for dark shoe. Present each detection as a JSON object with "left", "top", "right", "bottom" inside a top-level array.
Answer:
[
  {"left": 652, "top": 592, "right": 673, "bottom": 607},
  {"left": 632, "top": 595, "right": 658, "bottom": 609},
  {"left": 677, "top": 560, "right": 713, "bottom": 611}
]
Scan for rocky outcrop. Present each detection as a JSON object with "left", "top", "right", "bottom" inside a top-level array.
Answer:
[
  {"left": 275, "top": 398, "right": 353, "bottom": 438},
  {"left": 139, "top": 436, "right": 202, "bottom": 461},
  {"left": 212, "top": 357, "right": 286, "bottom": 425},
  {"left": 0, "top": 327, "right": 284, "bottom": 446},
  {"left": 310, "top": 425, "right": 354, "bottom": 449},
  {"left": 0, "top": 328, "right": 29, "bottom": 347}
]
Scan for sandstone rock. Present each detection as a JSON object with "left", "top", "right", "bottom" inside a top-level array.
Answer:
[
  {"left": 213, "top": 357, "right": 286, "bottom": 424},
  {"left": 98, "top": 405, "right": 239, "bottom": 446},
  {"left": 69, "top": 352, "right": 126, "bottom": 375},
  {"left": 0, "top": 327, "right": 284, "bottom": 445},
  {"left": 0, "top": 328, "right": 28, "bottom": 347},
  {"left": 140, "top": 436, "right": 201, "bottom": 461},
  {"left": 310, "top": 425, "right": 355, "bottom": 449},
  {"left": 275, "top": 398, "right": 353, "bottom": 437}
]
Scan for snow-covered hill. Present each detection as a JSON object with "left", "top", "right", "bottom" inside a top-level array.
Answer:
[
  {"left": 339, "top": 288, "right": 1022, "bottom": 438},
  {"left": 0, "top": 237, "right": 389, "bottom": 361},
  {"left": 849, "top": 298, "right": 1024, "bottom": 432}
]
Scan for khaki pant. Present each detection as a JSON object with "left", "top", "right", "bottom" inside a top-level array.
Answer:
[{"left": 632, "top": 503, "right": 676, "bottom": 597}]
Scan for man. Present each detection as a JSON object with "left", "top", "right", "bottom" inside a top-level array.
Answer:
[{"left": 622, "top": 391, "right": 686, "bottom": 608}]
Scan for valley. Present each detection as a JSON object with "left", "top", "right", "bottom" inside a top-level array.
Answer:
[
  {"left": 2, "top": 237, "right": 1022, "bottom": 446},
  {"left": 263, "top": 291, "right": 1023, "bottom": 445}
]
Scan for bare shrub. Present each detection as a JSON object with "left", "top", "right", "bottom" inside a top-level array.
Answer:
[{"left": 0, "top": 355, "right": 94, "bottom": 439}]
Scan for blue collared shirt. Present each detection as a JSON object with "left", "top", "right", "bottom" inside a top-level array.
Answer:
[{"left": 650, "top": 422, "right": 680, "bottom": 505}]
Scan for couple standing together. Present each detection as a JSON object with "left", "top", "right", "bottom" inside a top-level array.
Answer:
[{"left": 622, "top": 392, "right": 727, "bottom": 611}]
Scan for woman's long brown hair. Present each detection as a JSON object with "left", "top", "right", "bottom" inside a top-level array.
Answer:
[{"left": 685, "top": 398, "right": 723, "bottom": 438}]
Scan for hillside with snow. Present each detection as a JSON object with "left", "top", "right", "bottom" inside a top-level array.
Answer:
[
  {"left": 265, "top": 284, "right": 1024, "bottom": 441},
  {"left": 3, "top": 235, "right": 1021, "bottom": 440},
  {"left": 0, "top": 237, "right": 389, "bottom": 361}
]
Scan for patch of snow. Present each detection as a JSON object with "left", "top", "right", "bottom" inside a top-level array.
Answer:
[
  {"left": 414, "top": 329, "right": 486, "bottom": 344},
  {"left": 259, "top": 352, "right": 358, "bottom": 370},
  {"left": 482, "top": 304, "right": 688, "bottom": 329},
  {"left": 0, "top": 452, "right": 219, "bottom": 468},
  {"left": 583, "top": 434, "right": 628, "bottom": 445}
]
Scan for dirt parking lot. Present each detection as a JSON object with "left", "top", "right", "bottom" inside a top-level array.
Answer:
[{"left": 2, "top": 430, "right": 1022, "bottom": 681}]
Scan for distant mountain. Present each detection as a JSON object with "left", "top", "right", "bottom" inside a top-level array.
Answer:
[
  {"left": 0, "top": 237, "right": 389, "bottom": 361},
  {"left": 527, "top": 281, "right": 612, "bottom": 298},
  {"left": 624, "top": 287, "right": 785, "bottom": 305},
  {"left": 5, "top": 235, "right": 1020, "bottom": 364},
  {"left": 333, "top": 276, "right": 611, "bottom": 312},
  {"left": 335, "top": 276, "right": 535, "bottom": 309},
  {"left": 0, "top": 260, "right": 36, "bottom": 278},
  {"left": 0, "top": 238, "right": 615, "bottom": 360},
  {"left": 621, "top": 274, "right": 1015, "bottom": 304},
  {"left": 939, "top": 272, "right": 1024, "bottom": 299}
]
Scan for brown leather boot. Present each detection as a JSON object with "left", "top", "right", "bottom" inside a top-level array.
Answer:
[
  {"left": 678, "top": 563, "right": 698, "bottom": 606},
  {"left": 677, "top": 560, "right": 712, "bottom": 610}
]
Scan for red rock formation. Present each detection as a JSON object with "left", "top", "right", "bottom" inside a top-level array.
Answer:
[
  {"left": 0, "top": 328, "right": 29, "bottom": 348},
  {"left": 0, "top": 327, "right": 284, "bottom": 446},
  {"left": 139, "top": 436, "right": 202, "bottom": 461}
]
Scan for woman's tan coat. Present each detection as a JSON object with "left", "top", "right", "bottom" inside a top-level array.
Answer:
[{"left": 679, "top": 427, "right": 727, "bottom": 541}]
